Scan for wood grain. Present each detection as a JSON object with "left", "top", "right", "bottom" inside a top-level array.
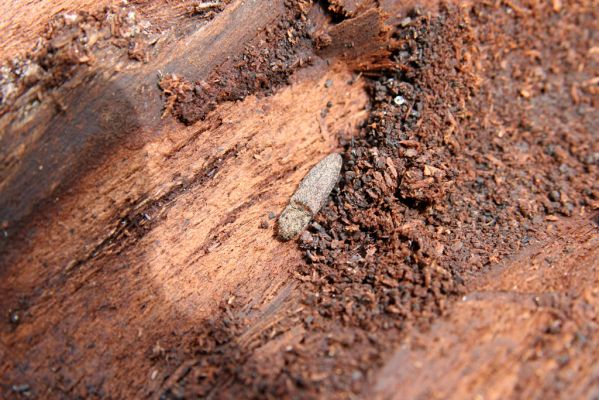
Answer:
[
  {"left": 2, "top": 1, "right": 597, "bottom": 398},
  {"left": 0, "top": 1, "right": 371, "bottom": 396},
  {"left": 0, "top": 0, "right": 369, "bottom": 396},
  {"left": 0, "top": 0, "right": 208, "bottom": 61},
  {"left": 0, "top": 0, "right": 116, "bottom": 60},
  {"left": 0, "top": 0, "right": 288, "bottom": 237}
]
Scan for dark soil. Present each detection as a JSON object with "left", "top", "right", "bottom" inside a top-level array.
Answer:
[{"left": 159, "top": 1, "right": 598, "bottom": 398}]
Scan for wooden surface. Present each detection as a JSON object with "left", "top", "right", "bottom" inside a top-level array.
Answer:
[
  {"left": 0, "top": 0, "right": 287, "bottom": 238},
  {"left": 0, "top": 0, "right": 115, "bottom": 60},
  {"left": 0, "top": 0, "right": 205, "bottom": 61},
  {"left": 1, "top": 0, "right": 598, "bottom": 398},
  {"left": 0, "top": 1, "right": 370, "bottom": 396},
  {"left": 370, "top": 213, "right": 599, "bottom": 399}
]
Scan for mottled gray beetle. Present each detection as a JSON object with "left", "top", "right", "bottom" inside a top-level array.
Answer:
[{"left": 277, "top": 153, "right": 342, "bottom": 240}]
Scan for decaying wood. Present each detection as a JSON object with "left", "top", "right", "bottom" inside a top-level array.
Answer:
[
  {"left": 0, "top": 0, "right": 287, "bottom": 236},
  {"left": 1, "top": 0, "right": 597, "bottom": 398},
  {"left": 0, "top": 0, "right": 371, "bottom": 396},
  {"left": 0, "top": 0, "right": 114, "bottom": 60},
  {"left": 370, "top": 214, "right": 599, "bottom": 399},
  {"left": 0, "top": 0, "right": 217, "bottom": 61}
]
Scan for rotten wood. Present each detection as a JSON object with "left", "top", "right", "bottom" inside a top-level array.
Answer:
[
  {"left": 370, "top": 214, "right": 599, "bottom": 399},
  {"left": 0, "top": 1, "right": 372, "bottom": 397},
  {"left": 1, "top": 0, "right": 597, "bottom": 398},
  {"left": 0, "top": 0, "right": 287, "bottom": 238}
]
